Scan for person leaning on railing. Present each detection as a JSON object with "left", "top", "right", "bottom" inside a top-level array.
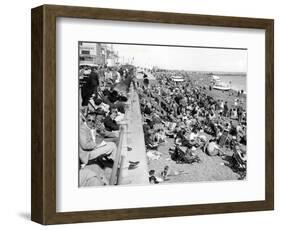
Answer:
[
  {"left": 104, "top": 107, "right": 120, "bottom": 132},
  {"left": 94, "top": 110, "right": 119, "bottom": 145}
]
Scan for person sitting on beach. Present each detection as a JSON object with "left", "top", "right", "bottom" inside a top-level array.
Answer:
[
  {"left": 240, "top": 126, "right": 247, "bottom": 145},
  {"left": 143, "top": 122, "right": 159, "bottom": 150},
  {"left": 172, "top": 144, "right": 201, "bottom": 164},
  {"left": 79, "top": 112, "right": 117, "bottom": 166},
  {"left": 150, "top": 107, "right": 163, "bottom": 124},
  {"left": 149, "top": 170, "right": 159, "bottom": 184},
  {"left": 236, "top": 123, "right": 244, "bottom": 143},
  {"left": 153, "top": 128, "right": 166, "bottom": 144},
  {"left": 174, "top": 127, "right": 189, "bottom": 146},
  {"left": 186, "top": 128, "right": 201, "bottom": 148},
  {"left": 229, "top": 121, "right": 238, "bottom": 137},
  {"left": 161, "top": 166, "right": 169, "bottom": 181},
  {"left": 208, "top": 110, "right": 216, "bottom": 121},
  {"left": 143, "top": 102, "right": 152, "bottom": 116},
  {"left": 203, "top": 139, "right": 221, "bottom": 156},
  {"left": 165, "top": 122, "right": 177, "bottom": 137}
]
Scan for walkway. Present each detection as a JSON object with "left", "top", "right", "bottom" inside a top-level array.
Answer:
[{"left": 118, "top": 86, "right": 150, "bottom": 185}]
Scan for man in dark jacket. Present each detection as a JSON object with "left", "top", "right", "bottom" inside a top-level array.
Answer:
[
  {"left": 143, "top": 74, "right": 149, "bottom": 87},
  {"left": 81, "top": 68, "right": 99, "bottom": 106},
  {"left": 223, "top": 101, "right": 229, "bottom": 117}
]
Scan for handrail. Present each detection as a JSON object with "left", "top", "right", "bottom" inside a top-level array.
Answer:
[
  {"left": 109, "top": 125, "right": 125, "bottom": 185},
  {"left": 117, "top": 85, "right": 150, "bottom": 185},
  {"left": 109, "top": 83, "right": 134, "bottom": 185}
]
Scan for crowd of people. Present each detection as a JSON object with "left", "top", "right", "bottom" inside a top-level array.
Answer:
[
  {"left": 78, "top": 64, "right": 134, "bottom": 187},
  {"left": 137, "top": 70, "right": 247, "bottom": 181},
  {"left": 78, "top": 64, "right": 248, "bottom": 186}
]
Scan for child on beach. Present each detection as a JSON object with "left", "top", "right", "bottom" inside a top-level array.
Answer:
[{"left": 161, "top": 166, "right": 169, "bottom": 181}]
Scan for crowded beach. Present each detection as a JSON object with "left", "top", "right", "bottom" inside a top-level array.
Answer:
[{"left": 138, "top": 69, "right": 247, "bottom": 184}]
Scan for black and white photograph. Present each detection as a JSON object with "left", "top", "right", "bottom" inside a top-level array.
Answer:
[{"left": 78, "top": 41, "right": 247, "bottom": 187}]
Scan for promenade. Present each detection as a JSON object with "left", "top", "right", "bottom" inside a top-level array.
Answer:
[{"left": 118, "top": 87, "right": 150, "bottom": 185}]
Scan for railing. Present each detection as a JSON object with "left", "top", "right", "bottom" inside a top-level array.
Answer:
[
  {"left": 109, "top": 125, "right": 125, "bottom": 185},
  {"left": 109, "top": 84, "right": 133, "bottom": 185},
  {"left": 118, "top": 85, "right": 150, "bottom": 185},
  {"left": 109, "top": 83, "right": 150, "bottom": 185}
]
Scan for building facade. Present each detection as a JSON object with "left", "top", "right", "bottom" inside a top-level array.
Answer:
[{"left": 79, "top": 42, "right": 119, "bottom": 67}]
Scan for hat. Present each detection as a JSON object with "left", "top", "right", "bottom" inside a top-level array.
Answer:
[{"left": 94, "top": 98, "right": 102, "bottom": 105}]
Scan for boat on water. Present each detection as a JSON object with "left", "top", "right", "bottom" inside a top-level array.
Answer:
[
  {"left": 171, "top": 75, "right": 184, "bottom": 82},
  {"left": 209, "top": 74, "right": 231, "bottom": 91},
  {"left": 213, "top": 81, "right": 231, "bottom": 91}
]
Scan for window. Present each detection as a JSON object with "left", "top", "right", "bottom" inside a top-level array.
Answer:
[{"left": 81, "top": 50, "right": 90, "bottom": 55}]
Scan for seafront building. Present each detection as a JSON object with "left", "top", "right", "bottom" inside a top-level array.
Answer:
[{"left": 79, "top": 42, "right": 119, "bottom": 67}]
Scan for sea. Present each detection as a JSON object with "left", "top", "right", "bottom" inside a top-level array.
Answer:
[
  {"left": 136, "top": 71, "right": 247, "bottom": 92},
  {"left": 219, "top": 75, "right": 247, "bottom": 92}
]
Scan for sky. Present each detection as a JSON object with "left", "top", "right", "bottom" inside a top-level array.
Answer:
[{"left": 112, "top": 43, "right": 247, "bottom": 73}]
